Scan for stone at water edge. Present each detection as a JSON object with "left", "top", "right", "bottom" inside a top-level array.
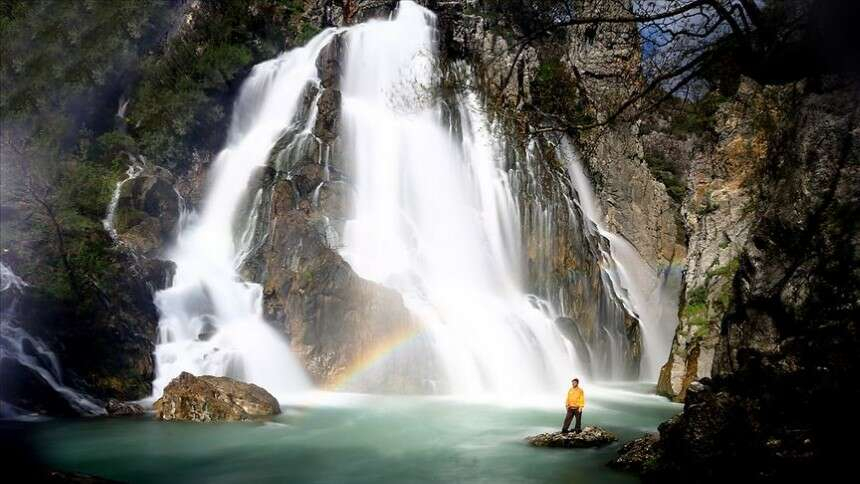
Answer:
[
  {"left": 105, "top": 399, "right": 145, "bottom": 416},
  {"left": 526, "top": 427, "right": 618, "bottom": 448},
  {"left": 153, "top": 372, "right": 281, "bottom": 422},
  {"left": 608, "top": 433, "right": 660, "bottom": 472}
]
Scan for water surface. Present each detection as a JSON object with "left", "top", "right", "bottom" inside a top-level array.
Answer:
[{"left": 23, "top": 383, "right": 679, "bottom": 483}]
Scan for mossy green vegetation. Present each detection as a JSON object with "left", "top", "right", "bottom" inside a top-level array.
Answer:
[{"left": 680, "top": 258, "right": 740, "bottom": 340}]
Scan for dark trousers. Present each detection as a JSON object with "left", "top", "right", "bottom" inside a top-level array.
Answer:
[{"left": 562, "top": 407, "right": 582, "bottom": 432}]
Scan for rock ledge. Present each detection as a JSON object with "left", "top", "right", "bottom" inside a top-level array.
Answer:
[{"left": 526, "top": 427, "right": 618, "bottom": 448}]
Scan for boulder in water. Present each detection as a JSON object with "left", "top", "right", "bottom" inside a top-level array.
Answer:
[
  {"left": 526, "top": 427, "right": 618, "bottom": 448},
  {"left": 153, "top": 372, "right": 280, "bottom": 422}
]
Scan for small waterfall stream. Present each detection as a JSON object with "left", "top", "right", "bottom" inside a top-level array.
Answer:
[
  {"left": 1, "top": 263, "right": 104, "bottom": 417},
  {"left": 560, "top": 139, "right": 680, "bottom": 379}
]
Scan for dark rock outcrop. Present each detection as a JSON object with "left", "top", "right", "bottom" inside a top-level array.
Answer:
[
  {"left": 609, "top": 434, "right": 660, "bottom": 473},
  {"left": 113, "top": 166, "right": 181, "bottom": 256},
  {"left": 0, "top": 357, "right": 81, "bottom": 417},
  {"left": 620, "top": 78, "right": 860, "bottom": 482},
  {"left": 526, "top": 427, "right": 618, "bottom": 448},
  {"left": 10, "top": 252, "right": 174, "bottom": 404},
  {"left": 153, "top": 372, "right": 280, "bottom": 422}
]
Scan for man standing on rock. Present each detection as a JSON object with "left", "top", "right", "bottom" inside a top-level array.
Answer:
[{"left": 562, "top": 378, "right": 585, "bottom": 433}]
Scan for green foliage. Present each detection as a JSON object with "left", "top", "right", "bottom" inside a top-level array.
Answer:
[
  {"left": 707, "top": 258, "right": 740, "bottom": 280},
  {"left": 1, "top": 0, "right": 173, "bottom": 146},
  {"left": 126, "top": 1, "right": 302, "bottom": 169},
  {"left": 686, "top": 286, "right": 708, "bottom": 306}
]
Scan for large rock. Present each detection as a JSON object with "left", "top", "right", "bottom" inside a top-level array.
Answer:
[
  {"left": 526, "top": 427, "right": 618, "bottom": 448},
  {"left": 105, "top": 398, "right": 144, "bottom": 416},
  {"left": 153, "top": 372, "right": 280, "bottom": 422},
  {"left": 114, "top": 166, "right": 180, "bottom": 256}
]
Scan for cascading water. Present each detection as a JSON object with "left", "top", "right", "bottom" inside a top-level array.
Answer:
[
  {"left": 150, "top": 0, "right": 675, "bottom": 397},
  {"left": 148, "top": 32, "right": 344, "bottom": 398},
  {"left": 103, "top": 162, "right": 144, "bottom": 239},
  {"left": 0, "top": 263, "right": 104, "bottom": 417},
  {"left": 338, "top": 2, "right": 584, "bottom": 396},
  {"left": 559, "top": 139, "right": 680, "bottom": 379}
]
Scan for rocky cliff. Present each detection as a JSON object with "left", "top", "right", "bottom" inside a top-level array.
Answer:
[
  {"left": 616, "top": 76, "right": 859, "bottom": 481},
  {"left": 657, "top": 79, "right": 798, "bottom": 401}
]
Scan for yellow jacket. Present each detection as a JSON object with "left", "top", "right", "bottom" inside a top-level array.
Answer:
[{"left": 566, "top": 387, "right": 585, "bottom": 409}]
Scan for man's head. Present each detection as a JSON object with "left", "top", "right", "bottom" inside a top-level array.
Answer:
[{"left": 571, "top": 378, "right": 579, "bottom": 388}]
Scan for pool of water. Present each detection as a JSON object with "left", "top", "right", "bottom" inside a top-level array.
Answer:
[{"left": 11, "top": 383, "right": 680, "bottom": 483}]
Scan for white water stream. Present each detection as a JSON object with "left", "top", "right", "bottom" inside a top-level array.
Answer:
[
  {"left": 0, "top": 263, "right": 105, "bottom": 417},
  {"left": 338, "top": 3, "right": 583, "bottom": 396},
  {"left": 560, "top": 139, "right": 679, "bottom": 379},
  {"left": 148, "top": 32, "right": 344, "bottom": 398}
]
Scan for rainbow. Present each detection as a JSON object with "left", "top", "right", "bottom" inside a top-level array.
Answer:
[{"left": 323, "top": 324, "right": 429, "bottom": 391}]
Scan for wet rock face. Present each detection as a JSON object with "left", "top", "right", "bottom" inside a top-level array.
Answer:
[
  {"left": 11, "top": 251, "right": 174, "bottom": 404},
  {"left": 0, "top": 357, "right": 82, "bottom": 417},
  {"left": 153, "top": 372, "right": 280, "bottom": 422},
  {"left": 526, "top": 427, "right": 618, "bottom": 448},
  {"left": 239, "top": 172, "right": 435, "bottom": 392},
  {"left": 114, "top": 166, "right": 181, "bottom": 256}
]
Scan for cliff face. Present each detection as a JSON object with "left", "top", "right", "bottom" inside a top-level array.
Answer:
[
  {"left": 618, "top": 77, "right": 860, "bottom": 481},
  {"left": 657, "top": 79, "right": 798, "bottom": 401}
]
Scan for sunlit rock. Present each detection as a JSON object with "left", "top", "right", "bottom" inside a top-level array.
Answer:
[{"left": 154, "top": 372, "right": 280, "bottom": 422}]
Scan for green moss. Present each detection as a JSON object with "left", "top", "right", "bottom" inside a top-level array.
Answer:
[{"left": 707, "top": 258, "right": 740, "bottom": 280}]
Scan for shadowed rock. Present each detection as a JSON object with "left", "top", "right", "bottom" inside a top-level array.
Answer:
[
  {"left": 105, "top": 399, "right": 144, "bottom": 416},
  {"left": 526, "top": 427, "right": 618, "bottom": 448},
  {"left": 609, "top": 433, "right": 660, "bottom": 472},
  {"left": 153, "top": 372, "right": 280, "bottom": 422}
]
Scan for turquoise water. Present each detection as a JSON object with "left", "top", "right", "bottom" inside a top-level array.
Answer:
[{"left": 21, "top": 383, "right": 679, "bottom": 483}]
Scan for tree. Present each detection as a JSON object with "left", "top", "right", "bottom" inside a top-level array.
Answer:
[{"left": 482, "top": 0, "right": 859, "bottom": 132}]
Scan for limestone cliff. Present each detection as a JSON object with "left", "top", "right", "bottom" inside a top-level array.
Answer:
[
  {"left": 616, "top": 76, "right": 859, "bottom": 482},
  {"left": 657, "top": 79, "right": 798, "bottom": 401}
]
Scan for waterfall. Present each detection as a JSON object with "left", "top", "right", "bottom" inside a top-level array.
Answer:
[
  {"left": 0, "top": 263, "right": 105, "bottom": 417},
  {"left": 338, "top": 2, "right": 584, "bottom": 396},
  {"left": 150, "top": 0, "right": 674, "bottom": 397},
  {"left": 103, "top": 162, "right": 144, "bottom": 239},
  {"left": 148, "top": 31, "right": 343, "bottom": 398},
  {"left": 559, "top": 139, "right": 680, "bottom": 379}
]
